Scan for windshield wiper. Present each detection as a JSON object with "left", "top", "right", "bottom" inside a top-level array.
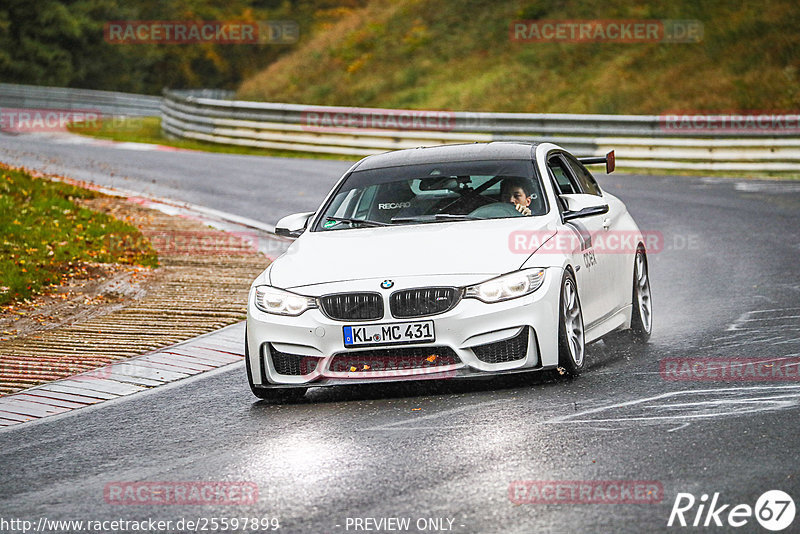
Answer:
[
  {"left": 391, "top": 214, "right": 481, "bottom": 223},
  {"left": 325, "top": 216, "right": 389, "bottom": 227}
]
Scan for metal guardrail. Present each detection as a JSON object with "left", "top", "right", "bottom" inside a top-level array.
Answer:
[
  {"left": 0, "top": 83, "right": 162, "bottom": 116},
  {"left": 1, "top": 84, "right": 796, "bottom": 172},
  {"left": 162, "top": 90, "right": 800, "bottom": 172}
]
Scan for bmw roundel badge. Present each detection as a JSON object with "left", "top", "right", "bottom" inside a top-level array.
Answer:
[{"left": 381, "top": 280, "right": 394, "bottom": 289}]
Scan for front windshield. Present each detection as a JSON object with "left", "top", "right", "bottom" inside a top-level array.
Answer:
[{"left": 314, "top": 159, "right": 546, "bottom": 231}]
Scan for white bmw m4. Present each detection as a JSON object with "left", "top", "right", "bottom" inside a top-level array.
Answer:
[{"left": 246, "top": 142, "right": 652, "bottom": 400}]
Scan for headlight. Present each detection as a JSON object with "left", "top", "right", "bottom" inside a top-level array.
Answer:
[
  {"left": 254, "top": 285, "right": 317, "bottom": 316},
  {"left": 464, "top": 268, "right": 546, "bottom": 303}
]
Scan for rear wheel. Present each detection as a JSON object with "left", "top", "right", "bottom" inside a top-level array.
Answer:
[
  {"left": 245, "top": 328, "right": 307, "bottom": 402},
  {"left": 557, "top": 270, "right": 585, "bottom": 376},
  {"left": 629, "top": 247, "right": 652, "bottom": 342},
  {"left": 603, "top": 246, "right": 652, "bottom": 346}
]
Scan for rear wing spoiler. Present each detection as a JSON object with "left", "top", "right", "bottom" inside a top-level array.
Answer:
[{"left": 578, "top": 150, "right": 615, "bottom": 174}]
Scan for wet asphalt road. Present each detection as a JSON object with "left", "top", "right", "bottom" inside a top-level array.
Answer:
[
  {"left": 1, "top": 133, "right": 800, "bottom": 533},
  {"left": 0, "top": 132, "right": 353, "bottom": 224}
]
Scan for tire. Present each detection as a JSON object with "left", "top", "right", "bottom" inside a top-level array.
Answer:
[
  {"left": 557, "top": 270, "right": 585, "bottom": 376},
  {"left": 245, "top": 327, "right": 307, "bottom": 402},
  {"left": 603, "top": 246, "right": 652, "bottom": 346},
  {"left": 629, "top": 246, "right": 653, "bottom": 343}
]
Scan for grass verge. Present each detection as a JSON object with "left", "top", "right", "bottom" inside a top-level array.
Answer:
[{"left": 0, "top": 165, "right": 158, "bottom": 306}]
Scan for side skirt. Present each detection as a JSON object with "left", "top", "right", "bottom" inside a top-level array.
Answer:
[{"left": 585, "top": 304, "right": 632, "bottom": 342}]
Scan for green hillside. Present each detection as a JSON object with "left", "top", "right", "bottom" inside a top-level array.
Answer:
[{"left": 237, "top": 0, "right": 800, "bottom": 114}]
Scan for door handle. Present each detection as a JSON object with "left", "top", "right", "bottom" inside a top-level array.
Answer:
[{"left": 602, "top": 218, "right": 611, "bottom": 230}]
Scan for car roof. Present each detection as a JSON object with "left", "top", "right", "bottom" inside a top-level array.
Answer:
[{"left": 353, "top": 142, "right": 539, "bottom": 171}]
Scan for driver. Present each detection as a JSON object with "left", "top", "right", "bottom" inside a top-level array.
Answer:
[{"left": 500, "top": 177, "right": 532, "bottom": 216}]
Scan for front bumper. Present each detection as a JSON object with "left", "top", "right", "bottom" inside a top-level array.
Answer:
[{"left": 246, "top": 270, "right": 562, "bottom": 387}]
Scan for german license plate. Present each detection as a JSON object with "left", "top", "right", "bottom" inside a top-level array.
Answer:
[{"left": 343, "top": 321, "right": 435, "bottom": 347}]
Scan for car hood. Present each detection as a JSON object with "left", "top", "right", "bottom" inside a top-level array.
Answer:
[{"left": 269, "top": 217, "right": 556, "bottom": 289}]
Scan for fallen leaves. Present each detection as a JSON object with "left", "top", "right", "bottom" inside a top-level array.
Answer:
[{"left": 1, "top": 166, "right": 158, "bottom": 305}]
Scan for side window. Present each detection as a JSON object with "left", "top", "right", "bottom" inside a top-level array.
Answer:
[
  {"left": 354, "top": 185, "right": 379, "bottom": 219},
  {"left": 547, "top": 156, "right": 578, "bottom": 195},
  {"left": 330, "top": 189, "right": 359, "bottom": 218},
  {"left": 564, "top": 155, "right": 602, "bottom": 196}
]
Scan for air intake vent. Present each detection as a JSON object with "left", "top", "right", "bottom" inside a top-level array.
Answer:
[
  {"left": 329, "top": 346, "right": 460, "bottom": 373},
  {"left": 269, "top": 345, "right": 318, "bottom": 375},
  {"left": 472, "top": 328, "right": 529, "bottom": 364}
]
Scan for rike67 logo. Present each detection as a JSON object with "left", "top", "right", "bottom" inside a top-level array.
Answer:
[{"left": 668, "top": 490, "right": 795, "bottom": 531}]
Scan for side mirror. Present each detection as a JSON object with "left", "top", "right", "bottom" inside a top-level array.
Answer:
[
  {"left": 563, "top": 205, "right": 609, "bottom": 221},
  {"left": 275, "top": 211, "right": 314, "bottom": 238},
  {"left": 560, "top": 194, "right": 609, "bottom": 221}
]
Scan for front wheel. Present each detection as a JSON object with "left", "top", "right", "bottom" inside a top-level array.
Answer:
[{"left": 557, "top": 270, "right": 585, "bottom": 376}]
